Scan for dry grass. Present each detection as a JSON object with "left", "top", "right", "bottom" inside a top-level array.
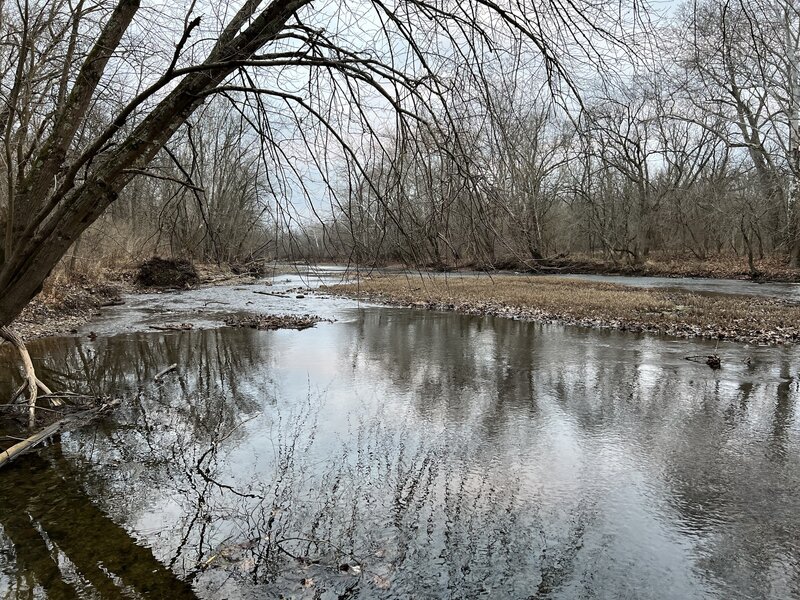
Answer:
[
  {"left": 326, "top": 274, "right": 800, "bottom": 345},
  {"left": 609, "top": 254, "right": 800, "bottom": 281}
]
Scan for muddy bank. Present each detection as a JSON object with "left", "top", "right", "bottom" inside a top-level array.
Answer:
[{"left": 324, "top": 275, "right": 800, "bottom": 345}]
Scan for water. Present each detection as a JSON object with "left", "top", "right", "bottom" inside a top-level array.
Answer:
[
  {"left": 0, "top": 282, "right": 799, "bottom": 599},
  {"left": 552, "top": 273, "right": 800, "bottom": 302}
]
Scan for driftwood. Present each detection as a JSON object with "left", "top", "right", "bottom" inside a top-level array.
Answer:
[
  {"left": 253, "top": 290, "right": 290, "bottom": 299},
  {"left": 0, "top": 400, "right": 120, "bottom": 470},
  {"left": 154, "top": 363, "right": 178, "bottom": 381}
]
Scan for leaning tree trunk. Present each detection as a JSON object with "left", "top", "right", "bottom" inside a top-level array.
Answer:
[{"left": 0, "top": 0, "right": 310, "bottom": 328}]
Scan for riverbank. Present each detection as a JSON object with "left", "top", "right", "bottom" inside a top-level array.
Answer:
[
  {"left": 514, "top": 255, "right": 800, "bottom": 281},
  {"left": 324, "top": 275, "right": 800, "bottom": 345},
  {"left": 371, "top": 254, "right": 800, "bottom": 282},
  {"left": 9, "top": 263, "right": 277, "bottom": 341},
  {"left": 11, "top": 273, "right": 129, "bottom": 340}
]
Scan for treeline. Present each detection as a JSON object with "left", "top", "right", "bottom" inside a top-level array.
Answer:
[
  {"left": 61, "top": 100, "right": 285, "bottom": 272},
  {"left": 313, "top": 0, "right": 800, "bottom": 272},
  {"left": 58, "top": 0, "right": 800, "bottom": 275}
]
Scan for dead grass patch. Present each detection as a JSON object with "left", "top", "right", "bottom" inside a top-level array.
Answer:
[{"left": 326, "top": 275, "right": 800, "bottom": 345}]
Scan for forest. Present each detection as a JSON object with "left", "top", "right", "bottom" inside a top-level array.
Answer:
[{"left": 3, "top": 0, "right": 799, "bottom": 292}]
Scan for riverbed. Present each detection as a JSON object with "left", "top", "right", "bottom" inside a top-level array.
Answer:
[{"left": 0, "top": 274, "right": 798, "bottom": 599}]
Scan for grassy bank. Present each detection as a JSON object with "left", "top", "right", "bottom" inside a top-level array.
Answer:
[
  {"left": 324, "top": 275, "right": 800, "bottom": 345},
  {"left": 516, "top": 254, "right": 800, "bottom": 281}
]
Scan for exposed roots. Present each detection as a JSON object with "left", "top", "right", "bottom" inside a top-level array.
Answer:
[
  {"left": 0, "top": 326, "right": 64, "bottom": 428},
  {"left": 1, "top": 326, "right": 39, "bottom": 428}
]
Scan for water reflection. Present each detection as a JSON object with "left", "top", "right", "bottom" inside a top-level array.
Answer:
[
  {"left": 0, "top": 451, "right": 198, "bottom": 599},
  {"left": 0, "top": 306, "right": 798, "bottom": 598}
]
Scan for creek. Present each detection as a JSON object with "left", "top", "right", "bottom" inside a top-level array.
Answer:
[{"left": 0, "top": 271, "right": 798, "bottom": 599}]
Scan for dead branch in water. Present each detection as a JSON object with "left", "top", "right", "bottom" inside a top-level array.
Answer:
[
  {"left": 0, "top": 400, "right": 120, "bottom": 470},
  {"left": 253, "top": 290, "right": 290, "bottom": 299},
  {"left": 154, "top": 363, "right": 178, "bottom": 381},
  {"left": 148, "top": 323, "right": 194, "bottom": 331}
]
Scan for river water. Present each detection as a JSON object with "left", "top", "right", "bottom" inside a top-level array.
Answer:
[
  {"left": 553, "top": 273, "right": 800, "bottom": 302},
  {"left": 0, "top": 273, "right": 798, "bottom": 599}
]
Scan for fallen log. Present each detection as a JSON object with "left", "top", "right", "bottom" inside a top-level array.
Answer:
[
  {"left": 253, "top": 290, "right": 290, "bottom": 299},
  {"left": 0, "top": 400, "right": 120, "bottom": 470}
]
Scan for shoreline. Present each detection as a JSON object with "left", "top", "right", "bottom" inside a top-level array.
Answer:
[
  {"left": 323, "top": 275, "right": 800, "bottom": 346},
  {"left": 9, "top": 262, "right": 320, "bottom": 341},
  {"left": 10, "top": 267, "right": 267, "bottom": 341},
  {"left": 12, "top": 262, "right": 800, "bottom": 344},
  {"left": 333, "top": 255, "right": 800, "bottom": 283}
]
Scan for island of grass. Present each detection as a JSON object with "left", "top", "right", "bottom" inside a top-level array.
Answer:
[{"left": 324, "top": 274, "right": 800, "bottom": 345}]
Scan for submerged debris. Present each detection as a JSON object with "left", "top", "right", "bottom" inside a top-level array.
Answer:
[
  {"left": 0, "top": 396, "right": 120, "bottom": 469},
  {"left": 224, "top": 313, "right": 330, "bottom": 331},
  {"left": 685, "top": 354, "right": 722, "bottom": 369}
]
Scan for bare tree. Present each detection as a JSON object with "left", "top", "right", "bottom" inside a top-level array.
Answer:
[{"left": 675, "top": 0, "right": 800, "bottom": 263}]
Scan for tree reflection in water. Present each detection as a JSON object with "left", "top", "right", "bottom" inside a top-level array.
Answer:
[{"left": 0, "top": 308, "right": 798, "bottom": 598}]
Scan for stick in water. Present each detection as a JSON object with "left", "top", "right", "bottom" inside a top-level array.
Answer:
[{"left": 154, "top": 364, "right": 178, "bottom": 381}]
